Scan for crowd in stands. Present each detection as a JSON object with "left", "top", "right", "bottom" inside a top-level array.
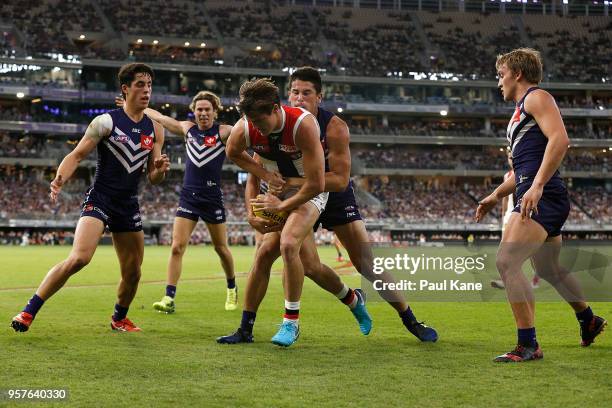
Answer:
[
  {"left": 0, "top": 3, "right": 609, "bottom": 82},
  {"left": 355, "top": 146, "right": 608, "bottom": 172},
  {"left": 570, "top": 186, "right": 611, "bottom": 224}
]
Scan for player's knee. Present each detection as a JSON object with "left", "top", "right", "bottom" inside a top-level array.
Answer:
[
  {"left": 171, "top": 241, "right": 188, "bottom": 257},
  {"left": 123, "top": 268, "right": 141, "bottom": 286},
  {"left": 213, "top": 244, "right": 229, "bottom": 256},
  {"left": 280, "top": 236, "right": 300, "bottom": 259},
  {"left": 66, "top": 254, "right": 91, "bottom": 273},
  {"left": 495, "top": 254, "right": 514, "bottom": 277}
]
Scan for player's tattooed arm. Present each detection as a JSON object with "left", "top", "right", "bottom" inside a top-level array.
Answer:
[
  {"left": 147, "top": 121, "right": 170, "bottom": 185},
  {"left": 50, "top": 114, "right": 111, "bottom": 202},
  {"left": 219, "top": 124, "right": 232, "bottom": 144}
]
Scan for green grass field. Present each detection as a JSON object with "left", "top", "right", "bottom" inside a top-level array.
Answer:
[{"left": 1, "top": 245, "right": 611, "bottom": 407}]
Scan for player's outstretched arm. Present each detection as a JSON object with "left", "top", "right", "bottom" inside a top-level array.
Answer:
[
  {"left": 50, "top": 114, "right": 110, "bottom": 202},
  {"left": 115, "top": 95, "right": 191, "bottom": 137},
  {"left": 147, "top": 121, "right": 170, "bottom": 185},
  {"left": 519, "top": 90, "right": 570, "bottom": 219}
]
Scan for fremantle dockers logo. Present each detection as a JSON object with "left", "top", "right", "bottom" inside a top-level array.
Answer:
[
  {"left": 140, "top": 134, "right": 153, "bottom": 150},
  {"left": 204, "top": 135, "right": 217, "bottom": 147}
]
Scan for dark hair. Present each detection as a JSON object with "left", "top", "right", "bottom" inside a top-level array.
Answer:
[
  {"left": 118, "top": 63, "right": 154, "bottom": 98},
  {"left": 238, "top": 78, "right": 280, "bottom": 117},
  {"left": 289, "top": 66, "right": 322, "bottom": 94}
]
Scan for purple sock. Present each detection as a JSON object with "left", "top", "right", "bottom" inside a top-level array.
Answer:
[
  {"left": 166, "top": 285, "right": 176, "bottom": 298},
  {"left": 112, "top": 304, "right": 129, "bottom": 322},
  {"left": 23, "top": 294, "right": 45, "bottom": 317}
]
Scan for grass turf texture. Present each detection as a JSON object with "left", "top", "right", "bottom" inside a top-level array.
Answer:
[{"left": 1, "top": 245, "right": 610, "bottom": 407}]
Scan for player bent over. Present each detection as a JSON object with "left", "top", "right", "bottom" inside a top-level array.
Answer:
[
  {"left": 11, "top": 63, "right": 169, "bottom": 333},
  {"left": 476, "top": 49, "right": 606, "bottom": 362},
  {"left": 219, "top": 78, "right": 333, "bottom": 347}
]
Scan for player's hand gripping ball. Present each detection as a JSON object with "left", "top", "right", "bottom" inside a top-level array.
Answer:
[{"left": 251, "top": 194, "right": 288, "bottom": 225}]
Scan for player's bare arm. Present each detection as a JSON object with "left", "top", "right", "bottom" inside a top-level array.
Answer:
[
  {"left": 50, "top": 114, "right": 111, "bottom": 202},
  {"left": 219, "top": 124, "right": 233, "bottom": 144},
  {"left": 144, "top": 107, "right": 193, "bottom": 138},
  {"left": 475, "top": 175, "right": 516, "bottom": 222},
  {"left": 284, "top": 116, "right": 351, "bottom": 193},
  {"left": 147, "top": 121, "right": 170, "bottom": 184},
  {"left": 255, "top": 115, "right": 324, "bottom": 213},
  {"left": 519, "top": 90, "right": 570, "bottom": 219},
  {"left": 226, "top": 118, "right": 285, "bottom": 190}
]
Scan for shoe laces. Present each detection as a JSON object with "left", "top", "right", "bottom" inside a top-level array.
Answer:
[{"left": 227, "top": 289, "right": 237, "bottom": 303}]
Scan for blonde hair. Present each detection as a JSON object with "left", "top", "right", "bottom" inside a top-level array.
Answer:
[
  {"left": 189, "top": 91, "right": 222, "bottom": 117},
  {"left": 496, "top": 48, "right": 543, "bottom": 84}
]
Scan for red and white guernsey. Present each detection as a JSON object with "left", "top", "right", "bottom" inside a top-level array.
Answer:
[{"left": 244, "top": 105, "right": 318, "bottom": 177}]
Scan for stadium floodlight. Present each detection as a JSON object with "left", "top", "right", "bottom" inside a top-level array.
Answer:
[
  {"left": 256, "top": 45, "right": 262, "bottom": 51},
  {"left": 184, "top": 42, "right": 190, "bottom": 47},
  {"left": 153, "top": 40, "right": 159, "bottom": 45},
  {"left": 337, "top": 107, "right": 343, "bottom": 113},
  {"left": 440, "top": 110, "right": 448, "bottom": 116},
  {"left": 137, "top": 39, "right": 143, "bottom": 43},
  {"left": 16, "top": 92, "right": 25, "bottom": 98},
  {"left": 200, "top": 43, "right": 206, "bottom": 47},
  {"left": 79, "top": 34, "right": 85, "bottom": 40}
]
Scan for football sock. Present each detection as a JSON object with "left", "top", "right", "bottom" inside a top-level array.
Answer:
[
  {"left": 112, "top": 304, "right": 129, "bottom": 322},
  {"left": 227, "top": 278, "right": 236, "bottom": 289},
  {"left": 336, "top": 285, "right": 358, "bottom": 309},
  {"left": 576, "top": 306, "right": 594, "bottom": 328},
  {"left": 517, "top": 327, "right": 537, "bottom": 348},
  {"left": 399, "top": 306, "right": 417, "bottom": 326},
  {"left": 23, "top": 294, "right": 45, "bottom": 317},
  {"left": 165, "top": 285, "right": 176, "bottom": 298},
  {"left": 241, "top": 310, "right": 256, "bottom": 333},
  {"left": 284, "top": 300, "right": 300, "bottom": 324}
]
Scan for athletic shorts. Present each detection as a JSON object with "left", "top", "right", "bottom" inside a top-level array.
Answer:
[
  {"left": 314, "top": 190, "right": 362, "bottom": 231},
  {"left": 176, "top": 188, "right": 226, "bottom": 224},
  {"left": 513, "top": 182, "right": 570, "bottom": 237},
  {"left": 80, "top": 187, "right": 142, "bottom": 233}
]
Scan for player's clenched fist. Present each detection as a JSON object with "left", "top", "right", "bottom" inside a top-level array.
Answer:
[{"left": 49, "top": 174, "right": 64, "bottom": 202}]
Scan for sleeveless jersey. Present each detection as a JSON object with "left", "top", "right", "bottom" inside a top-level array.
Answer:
[
  {"left": 244, "top": 105, "right": 316, "bottom": 177},
  {"left": 317, "top": 107, "right": 354, "bottom": 200},
  {"left": 183, "top": 123, "right": 225, "bottom": 191},
  {"left": 93, "top": 108, "right": 155, "bottom": 198},
  {"left": 506, "top": 87, "right": 563, "bottom": 189}
]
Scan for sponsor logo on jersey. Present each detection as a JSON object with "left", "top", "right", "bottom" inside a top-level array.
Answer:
[
  {"left": 215, "top": 209, "right": 223, "bottom": 215},
  {"left": 207, "top": 180, "right": 217, "bottom": 187},
  {"left": 132, "top": 128, "right": 141, "bottom": 133},
  {"left": 84, "top": 203, "right": 94, "bottom": 212},
  {"left": 252, "top": 144, "right": 268, "bottom": 152},
  {"left": 141, "top": 134, "right": 153, "bottom": 150},
  {"left": 518, "top": 174, "right": 529, "bottom": 184},
  {"left": 344, "top": 205, "right": 355, "bottom": 211},
  {"left": 279, "top": 144, "right": 299, "bottom": 153},
  {"left": 132, "top": 213, "right": 141, "bottom": 220},
  {"left": 204, "top": 135, "right": 217, "bottom": 147},
  {"left": 113, "top": 134, "right": 129, "bottom": 143}
]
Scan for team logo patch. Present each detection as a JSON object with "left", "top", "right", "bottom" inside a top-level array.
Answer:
[
  {"left": 84, "top": 203, "right": 94, "bottom": 212},
  {"left": 140, "top": 134, "right": 154, "bottom": 150},
  {"left": 204, "top": 135, "right": 217, "bottom": 147}
]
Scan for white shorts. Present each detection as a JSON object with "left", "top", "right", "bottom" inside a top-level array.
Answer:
[{"left": 280, "top": 188, "right": 329, "bottom": 214}]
